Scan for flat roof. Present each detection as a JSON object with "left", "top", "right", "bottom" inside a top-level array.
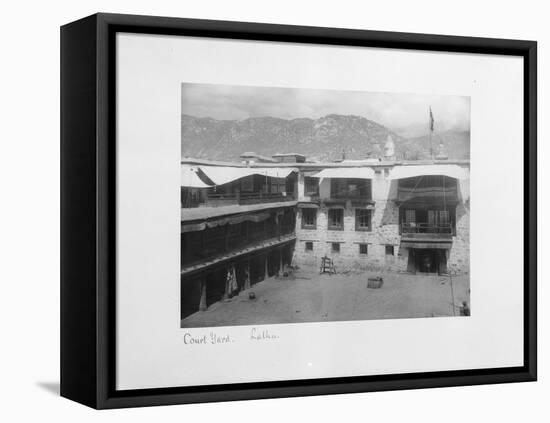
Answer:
[
  {"left": 239, "top": 152, "right": 278, "bottom": 162},
  {"left": 272, "top": 153, "right": 306, "bottom": 157},
  {"left": 181, "top": 157, "right": 470, "bottom": 169}
]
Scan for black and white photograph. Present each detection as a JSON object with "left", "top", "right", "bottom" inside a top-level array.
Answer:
[
  {"left": 0, "top": 0, "right": 542, "bottom": 416},
  {"left": 180, "top": 84, "right": 471, "bottom": 327}
]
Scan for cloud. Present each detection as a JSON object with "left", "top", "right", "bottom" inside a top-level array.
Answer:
[{"left": 181, "top": 83, "right": 470, "bottom": 137}]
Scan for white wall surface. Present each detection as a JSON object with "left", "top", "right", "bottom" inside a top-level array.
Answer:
[{"left": 0, "top": 0, "right": 547, "bottom": 421}]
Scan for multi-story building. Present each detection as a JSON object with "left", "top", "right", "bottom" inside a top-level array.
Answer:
[{"left": 180, "top": 154, "right": 470, "bottom": 321}]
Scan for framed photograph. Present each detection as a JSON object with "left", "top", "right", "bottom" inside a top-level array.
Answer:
[{"left": 60, "top": 13, "right": 537, "bottom": 409}]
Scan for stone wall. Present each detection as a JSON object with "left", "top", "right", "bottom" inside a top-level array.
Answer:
[
  {"left": 447, "top": 202, "right": 470, "bottom": 274},
  {"left": 292, "top": 166, "right": 470, "bottom": 275},
  {"left": 293, "top": 199, "right": 406, "bottom": 272}
]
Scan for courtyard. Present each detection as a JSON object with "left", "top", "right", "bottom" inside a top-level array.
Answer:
[{"left": 181, "top": 267, "right": 470, "bottom": 327}]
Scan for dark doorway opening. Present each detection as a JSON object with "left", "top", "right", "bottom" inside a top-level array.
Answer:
[
  {"left": 180, "top": 276, "right": 202, "bottom": 320},
  {"left": 409, "top": 248, "right": 448, "bottom": 275}
]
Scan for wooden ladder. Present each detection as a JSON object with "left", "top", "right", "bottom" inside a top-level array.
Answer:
[{"left": 319, "top": 256, "right": 336, "bottom": 275}]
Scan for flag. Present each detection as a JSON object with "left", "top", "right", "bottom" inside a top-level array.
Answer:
[{"left": 429, "top": 107, "right": 435, "bottom": 132}]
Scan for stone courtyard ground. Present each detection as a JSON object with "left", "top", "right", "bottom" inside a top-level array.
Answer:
[{"left": 181, "top": 267, "right": 470, "bottom": 327}]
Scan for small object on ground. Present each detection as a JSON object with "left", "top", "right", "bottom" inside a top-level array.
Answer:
[
  {"left": 248, "top": 292, "right": 256, "bottom": 300},
  {"left": 367, "top": 276, "right": 384, "bottom": 289},
  {"left": 319, "top": 256, "right": 337, "bottom": 275},
  {"left": 283, "top": 271, "right": 289, "bottom": 277},
  {"left": 295, "top": 310, "right": 301, "bottom": 313},
  {"left": 460, "top": 301, "right": 470, "bottom": 316}
]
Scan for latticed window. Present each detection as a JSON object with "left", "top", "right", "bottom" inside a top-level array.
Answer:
[
  {"left": 301, "top": 208, "right": 317, "bottom": 229},
  {"left": 439, "top": 210, "right": 450, "bottom": 225},
  {"left": 330, "top": 178, "right": 371, "bottom": 199},
  {"left": 304, "top": 176, "right": 319, "bottom": 196},
  {"left": 405, "top": 209, "right": 416, "bottom": 223},
  {"left": 355, "top": 209, "right": 372, "bottom": 231},
  {"left": 359, "top": 243, "right": 368, "bottom": 255},
  {"left": 328, "top": 209, "right": 344, "bottom": 230}
]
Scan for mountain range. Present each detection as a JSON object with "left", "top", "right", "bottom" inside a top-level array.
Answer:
[{"left": 181, "top": 114, "right": 470, "bottom": 162}]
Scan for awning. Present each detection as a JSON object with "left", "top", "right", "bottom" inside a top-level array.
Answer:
[
  {"left": 181, "top": 212, "right": 271, "bottom": 232},
  {"left": 389, "top": 164, "right": 469, "bottom": 180},
  {"left": 181, "top": 165, "right": 212, "bottom": 188},
  {"left": 312, "top": 167, "right": 375, "bottom": 180},
  {"left": 260, "top": 168, "right": 296, "bottom": 179},
  {"left": 205, "top": 212, "right": 270, "bottom": 228},
  {"left": 298, "top": 202, "right": 320, "bottom": 209},
  {"left": 181, "top": 222, "right": 206, "bottom": 233},
  {"left": 401, "top": 241, "right": 452, "bottom": 250},
  {"left": 199, "top": 166, "right": 296, "bottom": 186}
]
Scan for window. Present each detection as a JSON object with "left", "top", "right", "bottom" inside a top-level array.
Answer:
[
  {"left": 428, "top": 209, "right": 450, "bottom": 226},
  {"left": 439, "top": 210, "right": 450, "bottom": 225},
  {"left": 359, "top": 243, "right": 368, "bottom": 255},
  {"left": 331, "top": 242, "right": 340, "bottom": 253},
  {"left": 304, "top": 176, "right": 319, "bottom": 196},
  {"left": 328, "top": 208, "right": 344, "bottom": 230},
  {"left": 405, "top": 209, "right": 416, "bottom": 223},
  {"left": 385, "top": 245, "right": 394, "bottom": 256},
  {"left": 301, "top": 208, "right": 317, "bottom": 229},
  {"left": 355, "top": 209, "right": 372, "bottom": 231},
  {"left": 305, "top": 241, "right": 313, "bottom": 251},
  {"left": 268, "top": 179, "right": 285, "bottom": 194},
  {"left": 330, "top": 178, "right": 371, "bottom": 199},
  {"left": 240, "top": 175, "right": 254, "bottom": 192}
]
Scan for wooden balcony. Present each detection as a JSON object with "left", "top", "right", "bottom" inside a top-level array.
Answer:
[
  {"left": 204, "top": 192, "right": 295, "bottom": 207},
  {"left": 401, "top": 222, "right": 454, "bottom": 241},
  {"left": 182, "top": 233, "right": 296, "bottom": 276}
]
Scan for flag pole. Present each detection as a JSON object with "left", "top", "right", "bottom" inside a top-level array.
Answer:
[
  {"left": 429, "top": 127, "right": 433, "bottom": 159},
  {"left": 429, "top": 107, "right": 434, "bottom": 160}
]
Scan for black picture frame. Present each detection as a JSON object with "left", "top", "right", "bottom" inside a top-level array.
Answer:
[{"left": 60, "top": 12, "right": 537, "bottom": 409}]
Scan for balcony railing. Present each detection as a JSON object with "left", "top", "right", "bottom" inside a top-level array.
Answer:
[
  {"left": 182, "top": 218, "right": 296, "bottom": 268},
  {"left": 402, "top": 222, "right": 452, "bottom": 233},
  {"left": 401, "top": 222, "right": 454, "bottom": 240},
  {"left": 204, "top": 192, "right": 295, "bottom": 207}
]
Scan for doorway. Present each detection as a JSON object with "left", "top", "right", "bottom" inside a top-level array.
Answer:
[{"left": 410, "top": 248, "right": 447, "bottom": 274}]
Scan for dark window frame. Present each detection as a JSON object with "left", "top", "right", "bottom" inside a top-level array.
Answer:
[
  {"left": 330, "top": 178, "right": 371, "bottom": 199},
  {"left": 331, "top": 242, "right": 341, "bottom": 253},
  {"left": 385, "top": 245, "right": 395, "bottom": 256},
  {"left": 355, "top": 208, "right": 372, "bottom": 231},
  {"left": 304, "top": 176, "right": 320, "bottom": 196},
  {"left": 328, "top": 208, "right": 344, "bottom": 231},
  {"left": 305, "top": 241, "right": 314, "bottom": 251},
  {"left": 301, "top": 208, "right": 317, "bottom": 229},
  {"left": 359, "top": 243, "right": 368, "bottom": 255}
]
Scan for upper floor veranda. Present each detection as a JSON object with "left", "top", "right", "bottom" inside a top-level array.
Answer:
[{"left": 181, "top": 157, "right": 470, "bottom": 212}]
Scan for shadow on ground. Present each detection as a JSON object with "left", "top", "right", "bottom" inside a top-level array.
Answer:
[{"left": 36, "top": 381, "right": 60, "bottom": 396}]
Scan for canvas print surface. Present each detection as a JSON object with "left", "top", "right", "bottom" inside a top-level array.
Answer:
[{"left": 180, "top": 84, "right": 470, "bottom": 328}]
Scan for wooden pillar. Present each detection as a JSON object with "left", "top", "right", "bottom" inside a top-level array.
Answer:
[
  {"left": 244, "top": 260, "right": 251, "bottom": 290},
  {"left": 279, "top": 247, "right": 284, "bottom": 274},
  {"left": 223, "top": 268, "right": 230, "bottom": 300},
  {"left": 264, "top": 254, "right": 269, "bottom": 280},
  {"left": 275, "top": 212, "right": 281, "bottom": 240},
  {"left": 199, "top": 279, "right": 207, "bottom": 311}
]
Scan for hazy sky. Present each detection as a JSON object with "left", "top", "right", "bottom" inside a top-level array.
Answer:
[{"left": 181, "top": 83, "right": 470, "bottom": 138}]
